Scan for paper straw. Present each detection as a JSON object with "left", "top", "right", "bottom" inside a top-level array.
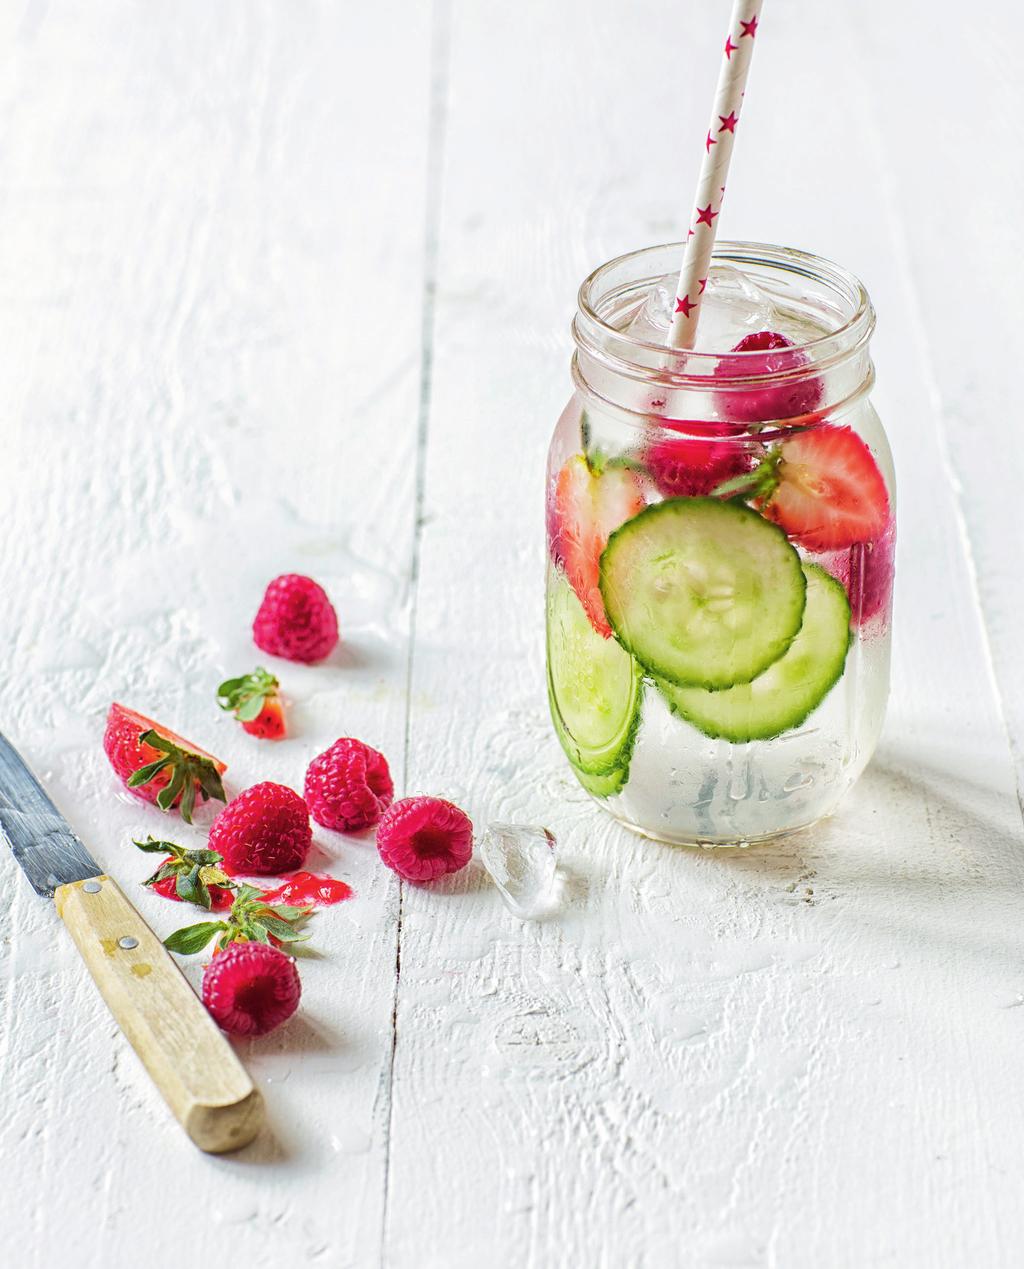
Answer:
[{"left": 666, "top": 0, "right": 765, "bottom": 350}]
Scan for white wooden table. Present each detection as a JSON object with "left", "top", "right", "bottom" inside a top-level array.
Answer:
[{"left": 2, "top": 3, "right": 1023, "bottom": 1265}]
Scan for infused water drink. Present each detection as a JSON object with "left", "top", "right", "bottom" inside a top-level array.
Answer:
[{"left": 546, "top": 243, "right": 894, "bottom": 846}]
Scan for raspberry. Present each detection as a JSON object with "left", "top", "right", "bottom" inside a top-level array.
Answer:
[
  {"left": 820, "top": 514, "right": 896, "bottom": 629},
  {"left": 715, "top": 330, "right": 823, "bottom": 424},
  {"left": 304, "top": 738, "right": 394, "bottom": 832},
  {"left": 376, "top": 796, "right": 473, "bottom": 882},
  {"left": 252, "top": 574, "right": 339, "bottom": 664},
  {"left": 209, "top": 782, "right": 312, "bottom": 875},
  {"left": 644, "top": 429, "right": 756, "bottom": 498},
  {"left": 202, "top": 941, "right": 301, "bottom": 1037}
]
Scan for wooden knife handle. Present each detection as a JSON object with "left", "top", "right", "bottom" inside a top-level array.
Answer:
[{"left": 54, "top": 875, "right": 263, "bottom": 1153}]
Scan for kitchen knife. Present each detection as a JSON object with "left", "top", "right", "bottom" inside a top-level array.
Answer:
[{"left": 0, "top": 731, "right": 263, "bottom": 1153}]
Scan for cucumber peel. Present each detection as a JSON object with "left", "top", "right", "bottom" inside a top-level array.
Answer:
[
  {"left": 547, "top": 573, "right": 642, "bottom": 778},
  {"left": 575, "top": 763, "right": 630, "bottom": 799}
]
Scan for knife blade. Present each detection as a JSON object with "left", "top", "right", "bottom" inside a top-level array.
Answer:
[
  {"left": 0, "top": 733, "right": 101, "bottom": 895},
  {"left": 0, "top": 729, "right": 263, "bottom": 1152}
]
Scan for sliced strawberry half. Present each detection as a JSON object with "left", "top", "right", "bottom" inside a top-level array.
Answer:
[
  {"left": 760, "top": 425, "right": 890, "bottom": 551},
  {"left": 548, "top": 454, "right": 647, "bottom": 637},
  {"left": 103, "top": 703, "right": 227, "bottom": 824}
]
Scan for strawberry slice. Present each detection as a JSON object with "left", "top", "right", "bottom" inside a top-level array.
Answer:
[
  {"left": 760, "top": 425, "right": 890, "bottom": 551},
  {"left": 103, "top": 703, "right": 227, "bottom": 823},
  {"left": 761, "top": 426, "right": 888, "bottom": 550},
  {"left": 548, "top": 454, "right": 647, "bottom": 637}
]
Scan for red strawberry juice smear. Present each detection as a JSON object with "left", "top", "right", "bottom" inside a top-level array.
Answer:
[
  {"left": 150, "top": 865, "right": 353, "bottom": 909},
  {"left": 260, "top": 871, "right": 353, "bottom": 907}
]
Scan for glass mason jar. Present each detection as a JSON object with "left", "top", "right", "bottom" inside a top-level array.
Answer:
[{"left": 545, "top": 241, "right": 895, "bottom": 846}]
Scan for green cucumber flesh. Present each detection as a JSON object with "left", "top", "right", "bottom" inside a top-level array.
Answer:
[
  {"left": 600, "top": 497, "right": 806, "bottom": 690},
  {"left": 547, "top": 573, "right": 642, "bottom": 777},
  {"left": 658, "top": 563, "right": 852, "bottom": 742}
]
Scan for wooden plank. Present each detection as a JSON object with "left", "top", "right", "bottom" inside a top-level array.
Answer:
[
  {"left": 0, "top": 2, "right": 431, "bottom": 1264},
  {"left": 851, "top": 0, "right": 1024, "bottom": 808},
  {"left": 386, "top": 2, "right": 1024, "bottom": 1265}
]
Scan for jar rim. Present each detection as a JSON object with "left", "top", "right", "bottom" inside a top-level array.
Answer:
[{"left": 575, "top": 240, "right": 875, "bottom": 371}]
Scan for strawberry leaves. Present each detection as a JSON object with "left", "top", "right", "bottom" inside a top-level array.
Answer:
[
  {"left": 134, "top": 836, "right": 232, "bottom": 910},
  {"left": 163, "top": 884, "right": 312, "bottom": 956},
  {"left": 127, "top": 729, "right": 227, "bottom": 824},
  {"left": 164, "top": 922, "right": 229, "bottom": 955},
  {"left": 217, "top": 667, "right": 280, "bottom": 724},
  {"left": 710, "top": 448, "right": 782, "bottom": 502}
]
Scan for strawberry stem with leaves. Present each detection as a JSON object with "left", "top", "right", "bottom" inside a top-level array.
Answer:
[
  {"left": 127, "top": 730, "right": 226, "bottom": 824},
  {"left": 216, "top": 667, "right": 280, "bottom": 724},
  {"left": 163, "top": 884, "right": 312, "bottom": 956},
  {"left": 134, "top": 836, "right": 233, "bottom": 910},
  {"left": 710, "top": 449, "right": 783, "bottom": 502}
]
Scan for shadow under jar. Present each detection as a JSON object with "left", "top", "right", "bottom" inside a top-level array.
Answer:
[{"left": 545, "top": 242, "right": 895, "bottom": 847}]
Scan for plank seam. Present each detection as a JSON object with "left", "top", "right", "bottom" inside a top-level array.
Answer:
[{"left": 380, "top": 0, "right": 453, "bottom": 1262}]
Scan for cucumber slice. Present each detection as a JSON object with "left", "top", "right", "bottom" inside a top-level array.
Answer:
[
  {"left": 600, "top": 497, "right": 806, "bottom": 689},
  {"left": 658, "top": 563, "right": 851, "bottom": 742},
  {"left": 576, "top": 764, "right": 629, "bottom": 799},
  {"left": 547, "top": 572, "right": 642, "bottom": 776}
]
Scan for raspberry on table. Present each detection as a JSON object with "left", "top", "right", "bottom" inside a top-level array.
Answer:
[
  {"left": 305, "top": 738, "right": 394, "bottom": 832},
  {"left": 209, "top": 781, "right": 312, "bottom": 875},
  {"left": 375, "top": 796, "right": 473, "bottom": 882},
  {"left": 252, "top": 574, "right": 339, "bottom": 664},
  {"left": 202, "top": 941, "right": 301, "bottom": 1037}
]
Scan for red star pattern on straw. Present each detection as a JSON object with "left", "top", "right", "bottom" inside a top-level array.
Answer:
[
  {"left": 695, "top": 203, "right": 718, "bottom": 228},
  {"left": 724, "top": 35, "right": 738, "bottom": 58},
  {"left": 705, "top": 130, "right": 717, "bottom": 153},
  {"left": 718, "top": 111, "right": 739, "bottom": 133},
  {"left": 698, "top": 277, "right": 708, "bottom": 294},
  {"left": 740, "top": 15, "right": 758, "bottom": 38},
  {"left": 675, "top": 294, "right": 697, "bottom": 317}
]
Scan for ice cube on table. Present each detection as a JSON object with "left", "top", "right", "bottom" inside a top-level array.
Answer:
[{"left": 477, "top": 823, "right": 559, "bottom": 919}]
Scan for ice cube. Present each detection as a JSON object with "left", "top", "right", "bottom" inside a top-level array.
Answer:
[
  {"left": 626, "top": 266, "right": 780, "bottom": 352},
  {"left": 626, "top": 276, "right": 675, "bottom": 342},
  {"left": 694, "top": 265, "right": 778, "bottom": 351},
  {"left": 477, "top": 823, "right": 559, "bottom": 919}
]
